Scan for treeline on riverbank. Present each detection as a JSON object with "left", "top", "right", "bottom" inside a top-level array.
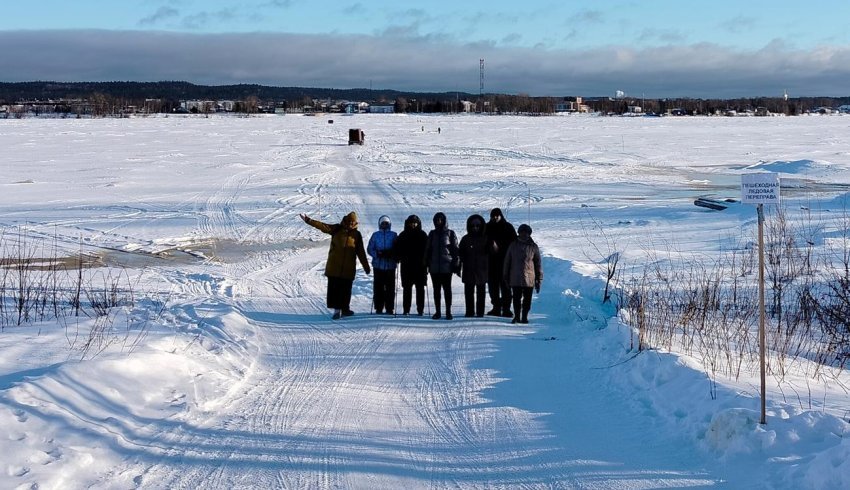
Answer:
[{"left": 1, "top": 81, "right": 848, "bottom": 116}]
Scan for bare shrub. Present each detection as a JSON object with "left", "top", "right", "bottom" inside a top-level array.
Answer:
[
  {"left": 618, "top": 202, "right": 849, "bottom": 404},
  {"left": 85, "top": 268, "right": 132, "bottom": 317},
  {"left": 1, "top": 226, "right": 153, "bottom": 359},
  {"left": 580, "top": 211, "right": 621, "bottom": 304}
]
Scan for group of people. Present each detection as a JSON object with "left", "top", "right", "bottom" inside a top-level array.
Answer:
[{"left": 299, "top": 208, "right": 542, "bottom": 324}]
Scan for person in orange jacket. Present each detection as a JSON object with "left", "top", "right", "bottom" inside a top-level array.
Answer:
[{"left": 300, "top": 212, "right": 371, "bottom": 319}]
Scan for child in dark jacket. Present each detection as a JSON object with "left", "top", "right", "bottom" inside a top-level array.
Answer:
[
  {"left": 425, "top": 212, "right": 459, "bottom": 320},
  {"left": 393, "top": 215, "right": 428, "bottom": 315},
  {"left": 458, "top": 214, "right": 490, "bottom": 317},
  {"left": 486, "top": 208, "right": 517, "bottom": 317}
]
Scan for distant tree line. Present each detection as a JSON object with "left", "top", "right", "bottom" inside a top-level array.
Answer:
[
  {"left": 0, "top": 81, "right": 400, "bottom": 103},
  {"left": 1, "top": 81, "right": 848, "bottom": 116},
  {"left": 592, "top": 96, "right": 850, "bottom": 115},
  {"left": 0, "top": 81, "right": 476, "bottom": 114}
]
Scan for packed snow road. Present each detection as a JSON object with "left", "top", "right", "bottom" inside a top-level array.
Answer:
[
  {"left": 2, "top": 115, "right": 850, "bottom": 488},
  {"left": 102, "top": 124, "right": 718, "bottom": 488}
]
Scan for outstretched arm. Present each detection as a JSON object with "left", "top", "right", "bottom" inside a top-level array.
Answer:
[{"left": 300, "top": 214, "right": 334, "bottom": 234}]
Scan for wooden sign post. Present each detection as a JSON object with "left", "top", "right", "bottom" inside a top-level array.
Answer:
[{"left": 741, "top": 172, "right": 780, "bottom": 425}]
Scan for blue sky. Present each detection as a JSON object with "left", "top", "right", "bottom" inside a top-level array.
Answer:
[{"left": 1, "top": 1, "right": 849, "bottom": 97}]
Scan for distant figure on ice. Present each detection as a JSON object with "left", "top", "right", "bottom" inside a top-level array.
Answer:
[
  {"left": 367, "top": 215, "right": 398, "bottom": 315},
  {"left": 486, "top": 208, "right": 517, "bottom": 317},
  {"left": 300, "top": 212, "right": 371, "bottom": 320},
  {"left": 425, "top": 212, "right": 459, "bottom": 320},
  {"left": 458, "top": 214, "right": 490, "bottom": 317},
  {"left": 393, "top": 214, "right": 428, "bottom": 316},
  {"left": 503, "top": 224, "right": 542, "bottom": 324}
]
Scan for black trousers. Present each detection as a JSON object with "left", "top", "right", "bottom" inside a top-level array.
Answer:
[
  {"left": 373, "top": 268, "right": 396, "bottom": 313},
  {"left": 488, "top": 269, "right": 512, "bottom": 313},
  {"left": 511, "top": 286, "right": 534, "bottom": 321},
  {"left": 327, "top": 277, "right": 353, "bottom": 310},
  {"left": 464, "top": 282, "right": 486, "bottom": 316},
  {"left": 402, "top": 284, "right": 425, "bottom": 315},
  {"left": 401, "top": 269, "right": 427, "bottom": 315},
  {"left": 430, "top": 272, "right": 453, "bottom": 314}
]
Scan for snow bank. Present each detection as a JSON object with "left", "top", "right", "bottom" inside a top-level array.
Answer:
[{"left": 0, "top": 300, "right": 260, "bottom": 488}]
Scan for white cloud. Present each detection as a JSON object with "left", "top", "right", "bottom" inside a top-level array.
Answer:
[
  {"left": 138, "top": 7, "right": 180, "bottom": 26},
  {"left": 719, "top": 16, "right": 757, "bottom": 34},
  {"left": 569, "top": 9, "right": 605, "bottom": 24},
  {"left": 0, "top": 30, "right": 848, "bottom": 98}
]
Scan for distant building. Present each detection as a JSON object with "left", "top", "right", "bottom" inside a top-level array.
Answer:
[
  {"left": 460, "top": 100, "right": 475, "bottom": 112},
  {"left": 369, "top": 104, "right": 394, "bottom": 114},
  {"left": 341, "top": 101, "right": 370, "bottom": 113},
  {"left": 555, "top": 97, "right": 586, "bottom": 113}
]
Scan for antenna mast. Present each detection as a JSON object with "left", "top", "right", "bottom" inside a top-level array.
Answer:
[{"left": 479, "top": 58, "right": 485, "bottom": 112}]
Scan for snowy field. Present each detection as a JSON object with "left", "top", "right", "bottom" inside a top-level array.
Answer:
[{"left": 1, "top": 114, "right": 849, "bottom": 489}]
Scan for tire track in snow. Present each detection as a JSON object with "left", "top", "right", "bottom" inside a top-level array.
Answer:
[
  {"left": 197, "top": 172, "right": 253, "bottom": 240},
  {"left": 119, "top": 129, "right": 565, "bottom": 488}
]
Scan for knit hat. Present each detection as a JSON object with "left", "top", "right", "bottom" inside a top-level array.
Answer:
[
  {"left": 343, "top": 211, "right": 359, "bottom": 228},
  {"left": 490, "top": 208, "right": 503, "bottom": 219},
  {"left": 517, "top": 223, "right": 532, "bottom": 235}
]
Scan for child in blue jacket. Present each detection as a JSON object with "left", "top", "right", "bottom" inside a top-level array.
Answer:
[{"left": 367, "top": 215, "right": 398, "bottom": 314}]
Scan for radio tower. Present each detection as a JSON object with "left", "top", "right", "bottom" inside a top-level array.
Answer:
[{"left": 479, "top": 58, "right": 485, "bottom": 113}]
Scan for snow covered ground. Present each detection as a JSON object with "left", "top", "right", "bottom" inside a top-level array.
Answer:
[{"left": 1, "top": 114, "right": 849, "bottom": 489}]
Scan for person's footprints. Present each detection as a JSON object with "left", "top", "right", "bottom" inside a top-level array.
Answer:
[
  {"left": 8, "top": 465, "right": 31, "bottom": 477},
  {"left": 169, "top": 391, "right": 187, "bottom": 408},
  {"left": 8, "top": 430, "right": 27, "bottom": 441},
  {"left": 13, "top": 409, "right": 28, "bottom": 423},
  {"left": 31, "top": 447, "right": 63, "bottom": 466}
]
